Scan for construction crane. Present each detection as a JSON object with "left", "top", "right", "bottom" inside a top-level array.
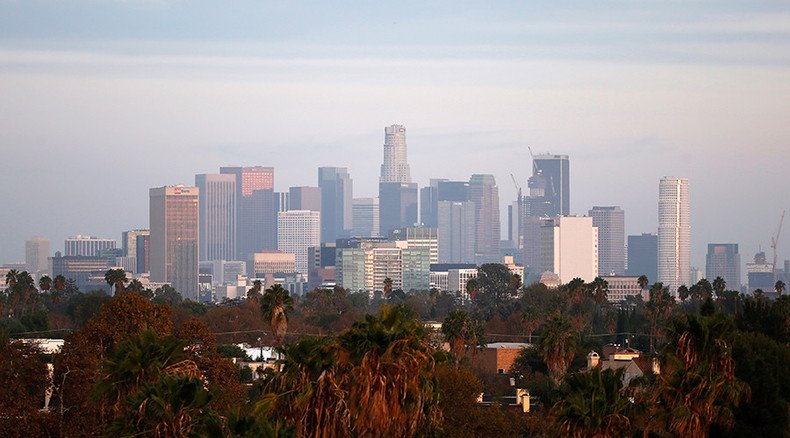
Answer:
[
  {"left": 510, "top": 173, "right": 522, "bottom": 199},
  {"left": 771, "top": 210, "right": 785, "bottom": 279}
]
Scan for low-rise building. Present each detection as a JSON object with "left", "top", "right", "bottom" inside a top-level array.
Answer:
[{"left": 600, "top": 275, "right": 646, "bottom": 303}]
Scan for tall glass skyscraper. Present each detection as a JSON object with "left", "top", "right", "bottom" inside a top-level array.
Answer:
[
  {"left": 220, "top": 166, "right": 276, "bottom": 260},
  {"left": 589, "top": 206, "right": 625, "bottom": 276},
  {"left": 318, "top": 167, "right": 353, "bottom": 243},
  {"left": 531, "top": 154, "right": 570, "bottom": 217},
  {"left": 469, "top": 174, "right": 500, "bottom": 264},
  {"left": 149, "top": 186, "right": 199, "bottom": 300},
  {"left": 658, "top": 177, "right": 691, "bottom": 294},
  {"left": 379, "top": 124, "right": 416, "bottom": 236}
]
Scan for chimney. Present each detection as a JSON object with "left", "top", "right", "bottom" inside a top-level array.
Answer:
[
  {"left": 516, "top": 388, "right": 530, "bottom": 413},
  {"left": 587, "top": 351, "right": 600, "bottom": 369}
]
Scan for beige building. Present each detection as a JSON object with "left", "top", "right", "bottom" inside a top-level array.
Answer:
[
  {"left": 601, "top": 275, "right": 646, "bottom": 302},
  {"left": 541, "top": 216, "right": 599, "bottom": 283},
  {"left": 25, "top": 236, "right": 50, "bottom": 274},
  {"left": 251, "top": 251, "right": 296, "bottom": 277},
  {"left": 149, "top": 186, "right": 199, "bottom": 300}
]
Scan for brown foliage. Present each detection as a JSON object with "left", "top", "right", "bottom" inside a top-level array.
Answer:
[
  {"left": 174, "top": 317, "right": 244, "bottom": 412},
  {"left": 52, "top": 292, "right": 173, "bottom": 436},
  {"left": 0, "top": 338, "right": 53, "bottom": 436},
  {"left": 436, "top": 366, "right": 516, "bottom": 437}
]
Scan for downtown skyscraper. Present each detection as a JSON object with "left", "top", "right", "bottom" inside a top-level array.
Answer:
[
  {"left": 195, "top": 173, "right": 236, "bottom": 261},
  {"left": 379, "top": 124, "right": 417, "bottom": 236},
  {"left": 220, "top": 166, "right": 276, "bottom": 260},
  {"left": 469, "top": 174, "right": 500, "bottom": 264},
  {"left": 149, "top": 186, "right": 199, "bottom": 300},
  {"left": 658, "top": 177, "right": 691, "bottom": 294},
  {"left": 589, "top": 206, "right": 625, "bottom": 276},
  {"left": 380, "top": 124, "right": 411, "bottom": 183},
  {"left": 526, "top": 154, "right": 570, "bottom": 217},
  {"left": 318, "top": 167, "right": 353, "bottom": 243}
]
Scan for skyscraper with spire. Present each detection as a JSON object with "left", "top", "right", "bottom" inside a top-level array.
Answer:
[
  {"left": 379, "top": 124, "right": 417, "bottom": 236},
  {"left": 658, "top": 177, "right": 691, "bottom": 295}
]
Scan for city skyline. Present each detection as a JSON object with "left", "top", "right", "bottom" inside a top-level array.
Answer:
[{"left": 0, "top": 2, "right": 788, "bottom": 272}]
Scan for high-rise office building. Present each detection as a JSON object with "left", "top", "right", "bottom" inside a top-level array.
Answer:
[
  {"left": 626, "top": 233, "right": 658, "bottom": 282},
  {"left": 705, "top": 244, "right": 740, "bottom": 289},
  {"left": 64, "top": 236, "right": 116, "bottom": 257},
  {"left": 589, "top": 206, "right": 625, "bottom": 276},
  {"left": 437, "top": 200, "right": 477, "bottom": 264},
  {"left": 277, "top": 210, "right": 321, "bottom": 278},
  {"left": 352, "top": 197, "right": 380, "bottom": 238},
  {"left": 136, "top": 234, "right": 151, "bottom": 273},
  {"left": 469, "top": 174, "right": 500, "bottom": 264},
  {"left": 658, "top": 177, "right": 691, "bottom": 294},
  {"left": 530, "top": 154, "right": 570, "bottom": 216},
  {"left": 746, "top": 251, "right": 774, "bottom": 294},
  {"left": 419, "top": 179, "right": 445, "bottom": 228},
  {"left": 25, "top": 236, "right": 50, "bottom": 274},
  {"left": 541, "top": 216, "right": 598, "bottom": 283},
  {"left": 195, "top": 173, "right": 236, "bottom": 262},
  {"left": 379, "top": 182, "right": 418, "bottom": 237},
  {"left": 318, "top": 167, "right": 353, "bottom": 243},
  {"left": 289, "top": 186, "right": 321, "bottom": 212},
  {"left": 274, "top": 192, "right": 290, "bottom": 214},
  {"left": 219, "top": 166, "right": 276, "bottom": 260},
  {"left": 420, "top": 179, "right": 470, "bottom": 228},
  {"left": 121, "top": 229, "right": 151, "bottom": 274},
  {"left": 380, "top": 124, "right": 411, "bottom": 183},
  {"left": 390, "top": 226, "right": 439, "bottom": 264},
  {"left": 149, "top": 186, "right": 200, "bottom": 300}
]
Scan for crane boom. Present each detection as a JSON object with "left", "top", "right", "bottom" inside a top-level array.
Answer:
[{"left": 771, "top": 210, "right": 785, "bottom": 279}]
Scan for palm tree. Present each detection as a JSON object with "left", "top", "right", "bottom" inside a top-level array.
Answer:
[
  {"left": 4, "top": 269, "right": 19, "bottom": 290},
  {"left": 127, "top": 279, "right": 143, "bottom": 294},
  {"left": 637, "top": 275, "right": 649, "bottom": 290},
  {"left": 38, "top": 275, "right": 52, "bottom": 293},
  {"left": 383, "top": 277, "right": 393, "bottom": 297},
  {"left": 538, "top": 315, "right": 578, "bottom": 384},
  {"left": 261, "top": 284, "right": 294, "bottom": 345},
  {"left": 677, "top": 285, "right": 690, "bottom": 302},
  {"left": 712, "top": 276, "right": 726, "bottom": 299},
  {"left": 775, "top": 280, "right": 786, "bottom": 296},
  {"left": 650, "top": 314, "right": 750, "bottom": 437},
  {"left": 466, "top": 277, "right": 479, "bottom": 300},
  {"left": 646, "top": 282, "right": 674, "bottom": 352},
  {"left": 104, "top": 268, "right": 128, "bottom": 295},
  {"left": 339, "top": 305, "right": 441, "bottom": 436},
  {"left": 441, "top": 309, "right": 484, "bottom": 365},
  {"left": 696, "top": 278, "right": 714, "bottom": 300},
  {"left": 553, "top": 367, "right": 631, "bottom": 437},
  {"left": 247, "top": 279, "right": 263, "bottom": 301},
  {"left": 52, "top": 274, "right": 66, "bottom": 304},
  {"left": 588, "top": 277, "right": 609, "bottom": 305}
]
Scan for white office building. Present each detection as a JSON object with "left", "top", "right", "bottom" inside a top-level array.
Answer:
[
  {"left": 277, "top": 210, "right": 321, "bottom": 278},
  {"left": 658, "top": 177, "right": 691, "bottom": 294},
  {"left": 541, "top": 216, "right": 598, "bottom": 284}
]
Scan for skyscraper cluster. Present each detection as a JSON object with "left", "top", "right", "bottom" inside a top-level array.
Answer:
[{"left": 24, "top": 120, "right": 788, "bottom": 303}]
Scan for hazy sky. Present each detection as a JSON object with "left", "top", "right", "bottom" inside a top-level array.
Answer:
[{"left": 1, "top": 1, "right": 789, "bottom": 275}]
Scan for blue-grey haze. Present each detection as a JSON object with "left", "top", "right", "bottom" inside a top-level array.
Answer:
[{"left": 0, "top": 1, "right": 788, "bottom": 278}]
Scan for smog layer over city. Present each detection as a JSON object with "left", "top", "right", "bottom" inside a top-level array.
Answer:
[{"left": 0, "top": 2, "right": 788, "bottom": 437}]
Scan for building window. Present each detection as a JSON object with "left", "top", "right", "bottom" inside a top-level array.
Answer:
[{"left": 498, "top": 368, "right": 505, "bottom": 374}]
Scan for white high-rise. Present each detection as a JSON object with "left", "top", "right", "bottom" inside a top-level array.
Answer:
[
  {"left": 195, "top": 173, "right": 236, "bottom": 261},
  {"left": 277, "top": 210, "right": 321, "bottom": 278},
  {"left": 658, "top": 177, "right": 690, "bottom": 295},
  {"left": 541, "top": 216, "right": 599, "bottom": 284},
  {"left": 380, "top": 124, "right": 411, "bottom": 183}
]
